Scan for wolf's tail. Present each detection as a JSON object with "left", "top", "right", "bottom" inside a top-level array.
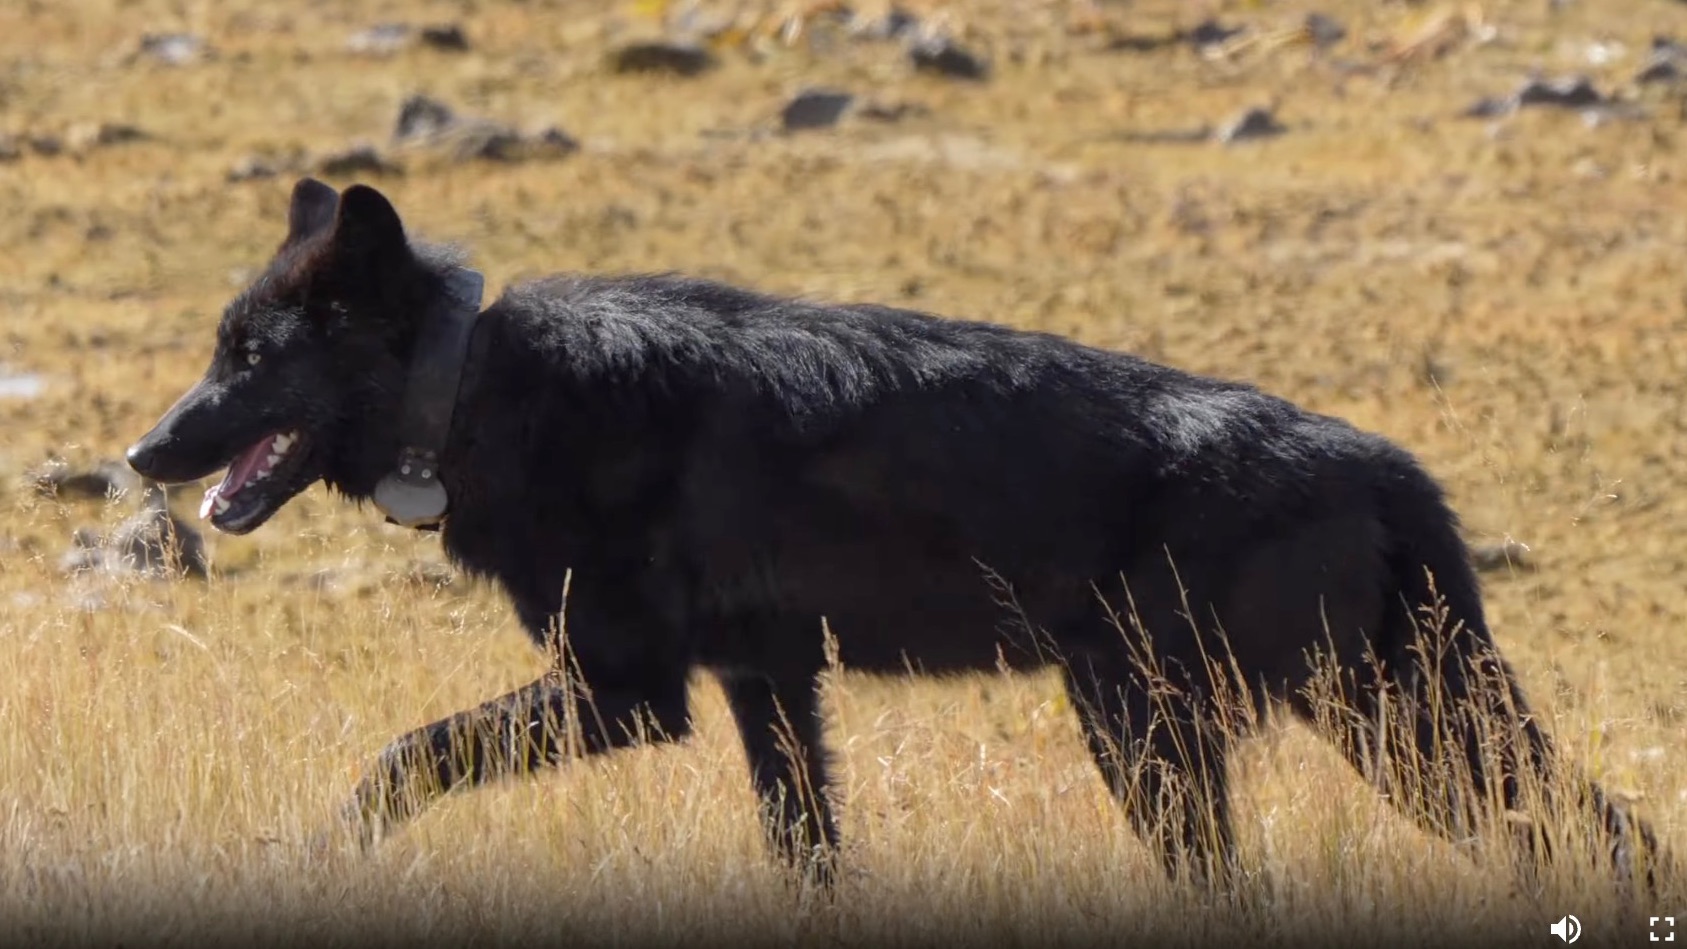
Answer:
[{"left": 1368, "top": 450, "right": 1663, "bottom": 895}]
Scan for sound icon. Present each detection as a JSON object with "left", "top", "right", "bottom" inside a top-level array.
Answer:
[{"left": 1551, "top": 915, "right": 1582, "bottom": 944}]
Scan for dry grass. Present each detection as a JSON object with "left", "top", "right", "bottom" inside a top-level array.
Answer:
[{"left": 2, "top": 0, "right": 1686, "bottom": 945}]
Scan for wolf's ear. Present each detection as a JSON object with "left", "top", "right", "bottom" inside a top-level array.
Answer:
[
  {"left": 282, "top": 177, "right": 339, "bottom": 250},
  {"left": 329, "top": 184, "right": 410, "bottom": 270}
]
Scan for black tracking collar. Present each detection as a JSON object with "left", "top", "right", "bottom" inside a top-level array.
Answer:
[{"left": 372, "top": 267, "right": 486, "bottom": 531}]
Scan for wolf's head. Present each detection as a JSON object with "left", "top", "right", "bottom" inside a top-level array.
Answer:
[{"left": 126, "top": 178, "right": 458, "bottom": 535}]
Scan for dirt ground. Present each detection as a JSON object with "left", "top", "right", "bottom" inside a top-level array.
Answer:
[{"left": 1, "top": 1, "right": 1685, "bottom": 946}]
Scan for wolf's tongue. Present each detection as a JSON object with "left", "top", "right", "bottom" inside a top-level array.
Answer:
[{"left": 199, "top": 437, "right": 280, "bottom": 520}]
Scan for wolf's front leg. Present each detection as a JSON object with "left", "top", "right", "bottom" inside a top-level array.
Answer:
[{"left": 322, "top": 667, "right": 693, "bottom": 852}]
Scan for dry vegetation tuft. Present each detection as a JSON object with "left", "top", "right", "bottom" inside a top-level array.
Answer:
[{"left": 1, "top": 0, "right": 1685, "bottom": 946}]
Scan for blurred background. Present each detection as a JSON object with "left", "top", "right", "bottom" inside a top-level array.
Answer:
[{"left": 0, "top": 0, "right": 1684, "bottom": 945}]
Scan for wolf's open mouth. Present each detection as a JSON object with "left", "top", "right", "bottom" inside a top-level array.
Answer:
[{"left": 200, "top": 430, "right": 309, "bottom": 533}]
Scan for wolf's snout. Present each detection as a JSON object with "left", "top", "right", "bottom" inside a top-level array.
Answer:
[
  {"left": 126, "top": 426, "right": 202, "bottom": 484},
  {"left": 123, "top": 380, "right": 229, "bottom": 485},
  {"left": 125, "top": 434, "right": 166, "bottom": 481}
]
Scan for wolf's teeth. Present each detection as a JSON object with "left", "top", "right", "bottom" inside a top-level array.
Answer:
[
  {"left": 266, "top": 453, "right": 281, "bottom": 466},
  {"left": 214, "top": 496, "right": 231, "bottom": 515},
  {"left": 273, "top": 433, "right": 294, "bottom": 453}
]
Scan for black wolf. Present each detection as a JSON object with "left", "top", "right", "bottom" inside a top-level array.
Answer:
[{"left": 127, "top": 177, "right": 1658, "bottom": 894}]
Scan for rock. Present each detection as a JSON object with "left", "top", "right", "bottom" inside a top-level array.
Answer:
[
  {"left": 455, "top": 123, "right": 536, "bottom": 161},
  {"left": 60, "top": 481, "right": 208, "bottom": 580},
  {"left": 132, "top": 32, "right": 209, "bottom": 66},
  {"left": 28, "top": 458, "right": 139, "bottom": 500},
  {"left": 1303, "top": 13, "right": 1346, "bottom": 49},
  {"left": 346, "top": 22, "right": 470, "bottom": 57},
  {"left": 417, "top": 24, "right": 470, "bottom": 52},
  {"left": 1462, "top": 96, "right": 1516, "bottom": 119},
  {"left": 393, "top": 93, "right": 461, "bottom": 144},
  {"left": 1469, "top": 539, "right": 1535, "bottom": 574},
  {"left": 65, "top": 122, "right": 149, "bottom": 151},
  {"left": 347, "top": 23, "right": 411, "bottom": 56},
  {"left": 908, "top": 35, "right": 990, "bottom": 81},
  {"left": 227, "top": 154, "right": 284, "bottom": 182},
  {"left": 607, "top": 41, "right": 717, "bottom": 77},
  {"left": 110, "top": 482, "right": 208, "bottom": 579},
  {"left": 1515, "top": 75, "right": 1606, "bottom": 109},
  {"left": 1186, "top": 18, "right": 1245, "bottom": 51},
  {"left": 392, "top": 94, "right": 577, "bottom": 162},
  {"left": 522, "top": 126, "right": 582, "bottom": 158},
  {"left": 1636, "top": 36, "right": 1687, "bottom": 84},
  {"left": 0, "top": 136, "right": 18, "bottom": 162},
  {"left": 781, "top": 88, "right": 855, "bottom": 131},
  {"left": 1462, "top": 75, "right": 1612, "bottom": 119},
  {"left": 1215, "top": 107, "right": 1286, "bottom": 144},
  {"left": 1105, "top": 29, "right": 1187, "bottom": 54},
  {"left": 27, "top": 135, "right": 62, "bottom": 157},
  {"left": 849, "top": 6, "right": 920, "bottom": 41},
  {"left": 311, "top": 144, "right": 399, "bottom": 176},
  {"left": 859, "top": 99, "right": 929, "bottom": 123}
]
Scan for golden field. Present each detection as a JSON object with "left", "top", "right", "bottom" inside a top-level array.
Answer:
[{"left": 0, "top": 0, "right": 1684, "bottom": 945}]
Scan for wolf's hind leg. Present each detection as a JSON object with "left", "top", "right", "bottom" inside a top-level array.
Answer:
[{"left": 1294, "top": 628, "right": 1663, "bottom": 899}]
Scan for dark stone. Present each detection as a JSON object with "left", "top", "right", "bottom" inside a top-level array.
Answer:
[
  {"left": 60, "top": 483, "right": 208, "bottom": 580},
  {"left": 228, "top": 154, "right": 282, "bottom": 182},
  {"left": 1215, "top": 107, "right": 1286, "bottom": 143},
  {"left": 346, "top": 22, "right": 468, "bottom": 56},
  {"left": 1304, "top": 13, "right": 1346, "bottom": 49},
  {"left": 418, "top": 24, "right": 470, "bottom": 52},
  {"left": 393, "top": 93, "right": 458, "bottom": 144},
  {"left": 1186, "top": 18, "right": 1245, "bottom": 50},
  {"left": 67, "top": 122, "right": 148, "bottom": 150},
  {"left": 1635, "top": 37, "right": 1687, "bottom": 85},
  {"left": 391, "top": 94, "right": 575, "bottom": 163},
  {"left": 313, "top": 145, "right": 399, "bottom": 176},
  {"left": 908, "top": 36, "right": 989, "bottom": 81},
  {"left": 608, "top": 41, "right": 717, "bottom": 77},
  {"left": 449, "top": 124, "right": 527, "bottom": 161},
  {"left": 1515, "top": 75, "right": 1606, "bottom": 109},
  {"left": 781, "top": 89, "right": 855, "bottom": 131},
  {"left": 1462, "top": 96, "right": 1516, "bottom": 119},
  {"left": 1106, "top": 31, "right": 1184, "bottom": 53},
  {"left": 527, "top": 126, "right": 581, "bottom": 156}
]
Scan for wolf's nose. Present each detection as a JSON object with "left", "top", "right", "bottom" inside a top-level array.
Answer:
[{"left": 125, "top": 440, "right": 158, "bottom": 478}]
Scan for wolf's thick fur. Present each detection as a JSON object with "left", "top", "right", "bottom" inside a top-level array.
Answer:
[{"left": 128, "top": 178, "right": 1658, "bottom": 893}]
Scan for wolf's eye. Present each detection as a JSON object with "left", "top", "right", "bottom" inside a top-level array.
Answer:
[{"left": 246, "top": 352, "right": 261, "bottom": 367}]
